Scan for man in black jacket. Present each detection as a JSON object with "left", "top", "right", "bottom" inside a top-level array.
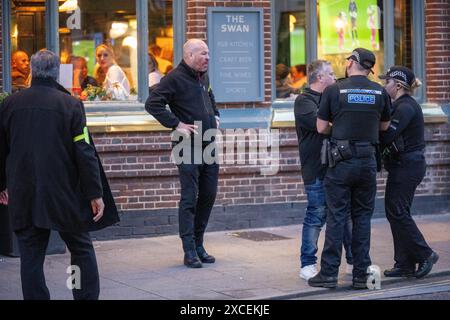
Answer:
[
  {"left": 0, "top": 50, "right": 119, "bottom": 299},
  {"left": 145, "top": 39, "right": 220, "bottom": 268},
  {"left": 295, "top": 60, "right": 353, "bottom": 281}
]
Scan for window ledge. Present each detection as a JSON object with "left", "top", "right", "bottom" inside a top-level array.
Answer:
[{"left": 271, "top": 104, "right": 449, "bottom": 129}]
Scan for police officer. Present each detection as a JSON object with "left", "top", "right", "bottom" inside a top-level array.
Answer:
[
  {"left": 379, "top": 66, "right": 439, "bottom": 279},
  {"left": 308, "top": 48, "right": 391, "bottom": 289}
]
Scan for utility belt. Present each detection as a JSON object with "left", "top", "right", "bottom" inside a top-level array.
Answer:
[{"left": 321, "top": 138, "right": 376, "bottom": 168}]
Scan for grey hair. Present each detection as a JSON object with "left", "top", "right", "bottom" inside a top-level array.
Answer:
[
  {"left": 30, "top": 50, "right": 60, "bottom": 80},
  {"left": 308, "top": 60, "right": 331, "bottom": 85}
]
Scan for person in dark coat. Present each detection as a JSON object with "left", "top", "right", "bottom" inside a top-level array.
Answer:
[
  {"left": 145, "top": 39, "right": 219, "bottom": 268},
  {"left": 0, "top": 50, "right": 119, "bottom": 300}
]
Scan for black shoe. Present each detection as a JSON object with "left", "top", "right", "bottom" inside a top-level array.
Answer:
[
  {"left": 352, "top": 276, "right": 369, "bottom": 290},
  {"left": 308, "top": 273, "right": 338, "bottom": 288},
  {"left": 415, "top": 252, "right": 439, "bottom": 279},
  {"left": 384, "top": 267, "right": 415, "bottom": 278},
  {"left": 196, "top": 246, "right": 216, "bottom": 264},
  {"left": 184, "top": 250, "right": 202, "bottom": 268}
]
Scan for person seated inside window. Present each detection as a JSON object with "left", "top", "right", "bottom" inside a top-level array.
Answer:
[
  {"left": 149, "top": 44, "right": 173, "bottom": 75},
  {"left": 290, "top": 64, "right": 307, "bottom": 90},
  {"left": 276, "top": 63, "right": 299, "bottom": 99},
  {"left": 11, "top": 50, "right": 31, "bottom": 93},
  {"left": 148, "top": 53, "right": 164, "bottom": 88},
  {"left": 70, "top": 56, "right": 98, "bottom": 91},
  {"left": 94, "top": 44, "right": 130, "bottom": 100}
]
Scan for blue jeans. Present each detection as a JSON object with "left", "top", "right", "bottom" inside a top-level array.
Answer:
[{"left": 301, "top": 178, "right": 353, "bottom": 268}]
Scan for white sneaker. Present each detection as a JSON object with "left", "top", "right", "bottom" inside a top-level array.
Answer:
[
  {"left": 299, "top": 264, "right": 319, "bottom": 280},
  {"left": 346, "top": 264, "right": 353, "bottom": 275}
]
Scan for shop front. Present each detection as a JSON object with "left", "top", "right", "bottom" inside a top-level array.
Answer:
[{"left": 0, "top": 0, "right": 449, "bottom": 240}]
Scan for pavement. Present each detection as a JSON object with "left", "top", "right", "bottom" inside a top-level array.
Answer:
[{"left": 1, "top": 213, "right": 450, "bottom": 300}]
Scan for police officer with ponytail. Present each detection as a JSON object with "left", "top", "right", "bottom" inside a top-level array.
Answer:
[
  {"left": 380, "top": 66, "right": 439, "bottom": 279},
  {"left": 308, "top": 48, "right": 391, "bottom": 289}
]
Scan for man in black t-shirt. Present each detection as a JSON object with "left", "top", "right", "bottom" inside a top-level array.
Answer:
[
  {"left": 294, "top": 60, "right": 354, "bottom": 281},
  {"left": 308, "top": 48, "right": 391, "bottom": 289}
]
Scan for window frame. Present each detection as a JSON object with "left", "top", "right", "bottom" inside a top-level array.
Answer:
[
  {"left": 271, "top": 0, "right": 426, "bottom": 107},
  {"left": 1, "top": 0, "right": 183, "bottom": 106}
]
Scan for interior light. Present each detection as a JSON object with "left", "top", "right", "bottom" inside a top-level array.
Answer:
[{"left": 59, "top": 0, "right": 78, "bottom": 12}]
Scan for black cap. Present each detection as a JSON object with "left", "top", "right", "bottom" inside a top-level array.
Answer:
[
  {"left": 379, "top": 66, "right": 416, "bottom": 87},
  {"left": 346, "top": 48, "right": 376, "bottom": 73}
]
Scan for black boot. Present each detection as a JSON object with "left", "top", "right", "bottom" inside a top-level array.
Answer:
[
  {"left": 308, "top": 273, "right": 338, "bottom": 288},
  {"left": 384, "top": 267, "right": 415, "bottom": 278},
  {"left": 352, "top": 275, "right": 369, "bottom": 290},
  {"left": 196, "top": 246, "right": 215, "bottom": 264},
  {"left": 184, "top": 250, "right": 202, "bottom": 268},
  {"left": 415, "top": 252, "right": 439, "bottom": 279}
]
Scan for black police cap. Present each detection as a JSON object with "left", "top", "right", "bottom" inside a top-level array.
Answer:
[
  {"left": 379, "top": 66, "right": 416, "bottom": 87},
  {"left": 346, "top": 48, "right": 376, "bottom": 74}
]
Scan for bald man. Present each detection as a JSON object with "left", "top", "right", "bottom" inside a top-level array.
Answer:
[
  {"left": 11, "top": 51, "right": 31, "bottom": 92},
  {"left": 145, "top": 39, "right": 220, "bottom": 268}
]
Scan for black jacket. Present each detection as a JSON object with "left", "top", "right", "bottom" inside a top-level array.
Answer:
[
  {"left": 294, "top": 88, "right": 327, "bottom": 184},
  {"left": 380, "top": 94, "right": 425, "bottom": 154},
  {"left": 0, "top": 77, "right": 119, "bottom": 232},
  {"left": 145, "top": 60, "right": 220, "bottom": 137}
]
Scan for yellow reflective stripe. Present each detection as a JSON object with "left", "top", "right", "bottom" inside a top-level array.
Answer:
[
  {"left": 84, "top": 127, "right": 90, "bottom": 144},
  {"left": 208, "top": 84, "right": 212, "bottom": 92},
  {"left": 73, "top": 126, "right": 90, "bottom": 144},
  {"left": 73, "top": 134, "right": 84, "bottom": 143}
]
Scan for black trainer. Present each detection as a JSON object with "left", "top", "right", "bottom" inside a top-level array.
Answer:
[
  {"left": 384, "top": 267, "right": 415, "bottom": 278},
  {"left": 308, "top": 273, "right": 338, "bottom": 288},
  {"left": 196, "top": 246, "right": 216, "bottom": 264},
  {"left": 415, "top": 252, "right": 439, "bottom": 279},
  {"left": 184, "top": 250, "right": 202, "bottom": 268}
]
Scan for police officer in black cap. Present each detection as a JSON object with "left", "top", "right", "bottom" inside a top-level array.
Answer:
[
  {"left": 379, "top": 66, "right": 439, "bottom": 279},
  {"left": 308, "top": 48, "right": 391, "bottom": 289}
]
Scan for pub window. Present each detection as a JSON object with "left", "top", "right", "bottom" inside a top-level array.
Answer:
[
  {"left": 394, "top": 0, "right": 412, "bottom": 68},
  {"left": 274, "top": 0, "right": 307, "bottom": 101},
  {"left": 317, "top": 0, "right": 385, "bottom": 80},
  {"left": 10, "top": 0, "right": 46, "bottom": 93},
  {"left": 59, "top": 0, "right": 137, "bottom": 101},
  {"left": 148, "top": 0, "right": 173, "bottom": 87}
]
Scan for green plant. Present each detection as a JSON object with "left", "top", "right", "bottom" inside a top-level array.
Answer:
[
  {"left": 0, "top": 92, "right": 10, "bottom": 103},
  {"left": 81, "top": 85, "right": 111, "bottom": 101}
]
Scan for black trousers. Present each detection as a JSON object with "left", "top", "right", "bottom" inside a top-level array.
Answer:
[
  {"left": 177, "top": 162, "right": 219, "bottom": 252},
  {"left": 321, "top": 154, "right": 377, "bottom": 278},
  {"left": 15, "top": 226, "right": 99, "bottom": 300},
  {"left": 385, "top": 151, "right": 432, "bottom": 271}
]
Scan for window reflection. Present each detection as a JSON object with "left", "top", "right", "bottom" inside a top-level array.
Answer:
[
  {"left": 148, "top": 0, "right": 173, "bottom": 90},
  {"left": 318, "top": 0, "right": 385, "bottom": 80},
  {"left": 10, "top": 0, "right": 46, "bottom": 93},
  {"left": 394, "top": 0, "right": 413, "bottom": 68},
  {"left": 274, "top": 0, "right": 307, "bottom": 100}
]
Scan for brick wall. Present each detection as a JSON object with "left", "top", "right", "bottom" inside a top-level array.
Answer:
[
  {"left": 90, "top": 121, "right": 450, "bottom": 239},
  {"left": 93, "top": 121, "right": 450, "bottom": 212},
  {"left": 186, "top": 0, "right": 272, "bottom": 108},
  {"left": 425, "top": 0, "right": 450, "bottom": 104}
]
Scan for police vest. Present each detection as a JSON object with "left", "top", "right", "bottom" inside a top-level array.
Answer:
[{"left": 332, "top": 83, "right": 384, "bottom": 144}]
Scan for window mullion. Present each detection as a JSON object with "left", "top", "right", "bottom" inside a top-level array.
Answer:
[
  {"left": 383, "top": 0, "right": 395, "bottom": 73},
  {"left": 137, "top": 0, "right": 149, "bottom": 103},
  {"left": 412, "top": 0, "right": 426, "bottom": 103},
  {"left": 2, "top": 0, "right": 12, "bottom": 93},
  {"left": 306, "top": 0, "right": 318, "bottom": 64},
  {"left": 45, "top": 0, "right": 59, "bottom": 54}
]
